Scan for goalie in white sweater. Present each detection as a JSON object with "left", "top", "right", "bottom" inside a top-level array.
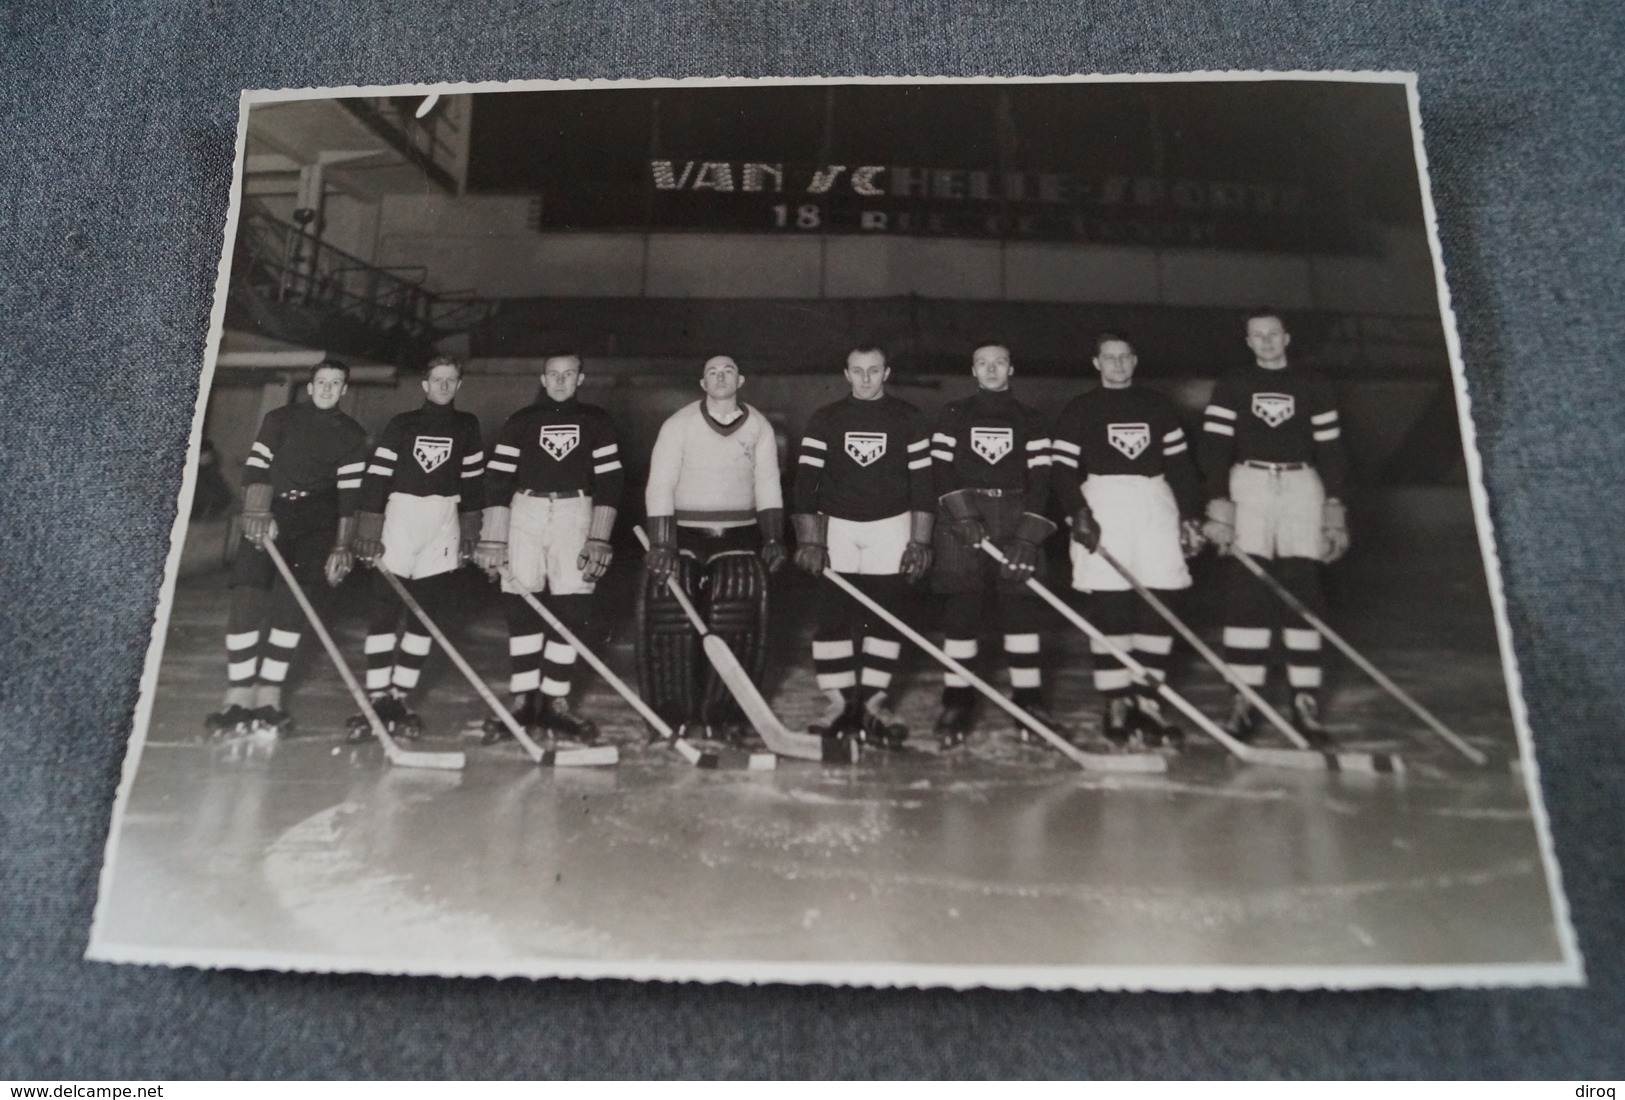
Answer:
[{"left": 640, "top": 355, "right": 787, "bottom": 743}]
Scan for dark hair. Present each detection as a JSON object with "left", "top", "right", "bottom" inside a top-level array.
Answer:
[
  {"left": 1094, "top": 331, "right": 1134, "bottom": 356},
  {"left": 969, "top": 339, "right": 1011, "bottom": 358},
  {"left": 847, "top": 344, "right": 888, "bottom": 366},
  {"left": 423, "top": 354, "right": 463, "bottom": 379},
  {"left": 1245, "top": 306, "right": 1287, "bottom": 330},
  {"left": 308, "top": 358, "right": 349, "bottom": 384}
]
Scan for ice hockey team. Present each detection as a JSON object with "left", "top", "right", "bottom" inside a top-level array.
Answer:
[{"left": 208, "top": 307, "right": 1351, "bottom": 757}]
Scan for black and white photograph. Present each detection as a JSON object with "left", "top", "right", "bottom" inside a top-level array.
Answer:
[{"left": 88, "top": 72, "right": 1579, "bottom": 989}]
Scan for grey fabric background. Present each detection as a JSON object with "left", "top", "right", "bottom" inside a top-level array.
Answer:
[{"left": 2, "top": 0, "right": 1621, "bottom": 1080}]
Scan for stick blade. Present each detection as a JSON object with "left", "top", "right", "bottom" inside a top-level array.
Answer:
[
  {"left": 1074, "top": 749, "right": 1168, "bottom": 773},
  {"left": 384, "top": 746, "right": 468, "bottom": 771},
  {"left": 541, "top": 745, "right": 620, "bottom": 768},
  {"left": 700, "top": 636, "right": 824, "bottom": 761}
]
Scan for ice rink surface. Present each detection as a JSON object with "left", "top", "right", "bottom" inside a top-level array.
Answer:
[{"left": 91, "top": 490, "right": 1569, "bottom": 981}]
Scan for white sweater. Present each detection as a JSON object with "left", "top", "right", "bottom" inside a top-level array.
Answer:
[{"left": 645, "top": 400, "right": 783, "bottom": 526}]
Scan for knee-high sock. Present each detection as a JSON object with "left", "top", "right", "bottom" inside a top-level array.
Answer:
[
  {"left": 940, "top": 589, "right": 981, "bottom": 702},
  {"left": 224, "top": 585, "right": 268, "bottom": 694},
  {"left": 364, "top": 571, "right": 402, "bottom": 693},
  {"left": 1000, "top": 590, "right": 1045, "bottom": 706},
  {"left": 502, "top": 592, "right": 544, "bottom": 695},
  {"left": 812, "top": 575, "right": 857, "bottom": 693},
  {"left": 539, "top": 593, "right": 592, "bottom": 698},
  {"left": 854, "top": 575, "right": 906, "bottom": 695},
  {"left": 1083, "top": 589, "right": 1137, "bottom": 698},
  {"left": 1275, "top": 557, "right": 1326, "bottom": 692},
  {"left": 389, "top": 575, "right": 444, "bottom": 693},
  {"left": 1222, "top": 558, "right": 1274, "bottom": 688}
]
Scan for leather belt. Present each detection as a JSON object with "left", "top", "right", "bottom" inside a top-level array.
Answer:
[
  {"left": 1242, "top": 460, "right": 1310, "bottom": 472},
  {"left": 966, "top": 487, "right": 1012, "bottom": 497},
  {"left": 517, "top": 488, "right": 588, "bottom": 499},
  {"left": 277, "top": 488, "right": 328, "bottom": 501}
]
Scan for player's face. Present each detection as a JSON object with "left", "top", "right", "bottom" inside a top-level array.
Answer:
[
  {"left": 972, "top": 345, "right": 1013, "bottom": 392},
  {"left": 422, "top": 364, "right": 462, "bottom": 405},
  {"left": 307, "top": 367, "right": 348, "bottom": 410},
  {"left": 541, "top": 356, "right": 582, "bottom": 403},
  {"left": 844, "top": 350, "right": 889, "bottom": 400},
  {"left": 1245, "top": 316, "right": 1291, "bottom": 367},
  {"left": 700, "top": 356, "right": 743, "bottom": 400},
  {"left": 1093, "top": 340, "right": 1137, "bottom": 388}
]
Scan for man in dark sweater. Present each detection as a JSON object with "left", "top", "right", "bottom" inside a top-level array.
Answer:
[
  {"left": 349, "top": 355, "right": 485, "bottom": 739},
  {"left": 1199, "top": 309, "right": 1350, "bottom": 746},
  {"left": 472, "top": 354, "right": 624, "bottom": 744},
  {"left": 205, "top": 359, "right": 368, "bottom": 737},
  {"left": 790, "top": 345, "right": 935, "bottom": 749},
  {"left": 1050, "top": 332, "right": 1203, "bottom": 749},
  {"left": 928, "top": 342, "right": 1058, "bottom": 747}
]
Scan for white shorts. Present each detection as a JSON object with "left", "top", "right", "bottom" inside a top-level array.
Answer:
[
  {"left": 500, "top": 493, "right": 596, "bottom": 596},
  {"left": 828, "top": 512, "right": 911, "bottom": 576},
  {"left": 1230, "top": 464, "right": 1325, "bottom": 559},
  {"left": 381, "top": 493, "right": 461, "bottom": 580},
  {"left": 1070, "top": 474, "right": 1191, "bottom": 592}
]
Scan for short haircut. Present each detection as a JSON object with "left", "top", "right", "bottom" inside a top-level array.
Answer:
[
  {"left": 847, "top": 344, "right": 888, "bottom": 366},
  {"left": 423, "top": 354, "right": 463, "bottom": 379},
  {"left": 1245, "top": 306, "right": 1287, "bottom": 329},
  {"left": 308, "top": 358, "right": 349, "bottom": 384},
  {"left": 1094, "top": 331, "right": 1134, "bottom": 356},
  {"left": 541, "top": 353, "right": 583, "bottom": 371},
  {"left": 970, "top": 339, "right": 1011, "bottom": 358}
]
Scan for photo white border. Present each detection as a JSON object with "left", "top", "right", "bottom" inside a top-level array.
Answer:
[{"left": 87, "top": 69, "right": 1584, "bottom": 991}]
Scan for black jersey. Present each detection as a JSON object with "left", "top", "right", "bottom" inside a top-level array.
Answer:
[
  {"left": 1199, "top": 363, "right": 1348, "bottom": 498},
  {"left": 359, "top": 401, "right": 485, "bottom": 513},
  {"left": 485, "top": 396, "right": 625, "bottom": 506},
  {"left": 792, "top": 393, "right": 933, "bottom": 521},
  {"left": 930, "top": 388, "right": 1050, "bottom": 514},
  {"left": 242, "top": 401, "right": 369, "bottom": 516},
  {"left": 1050, "top": 384, "right": 1201, "bottom": 518}
]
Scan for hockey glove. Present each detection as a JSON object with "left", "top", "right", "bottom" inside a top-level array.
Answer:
[
  {"left": 1202, "top": 498, "right": 1237, "bottom": 556},
  {"left": 473, "top": 505, "right": 510, "bottom": 579},
  {"left": 939, "top": 489, "right": 989, "bottom": 549},
  {"left": 325, "top": 515, "right": 357, "bottom": 587},
  {"left": 458, "top": 511, "right": 482, "bottom": 566},
  {"left": 577, "top": 504, "right": 618, "bottom": 582},
  {"left": 1321, "top": 498, "right": 1350, "bottom": 563},
  {"left": 240, "top": 483, "right": 277, "bottom": 549},
  {"left": 1179, "top": 518, "right": 1208, "bottom": 559},
  {"left": 645, "top": 514, "right": 680, "bottom": 584},
  {"left": 1069, "top": 505, "right": 1101, "bottom": 552},
  {"left": 792, "top": 513, "right": 830, "bottom": 575},
  {"left": 898, "top": 510, "right": 935, "bottom": 582},
  {"left": 1000, "top": 512, "right": 1058, "bottom": 581},
  {"left": 758, "top": 507, "right": 787, "bottom": 574},
  {"left": 353, "top": 510, "right": 386, "bottom": 565}
]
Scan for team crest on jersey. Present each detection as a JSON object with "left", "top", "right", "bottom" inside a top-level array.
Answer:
[
  {"left": 538, "top": 424, "right": 580, "bottom": 461},
  {"left": 1107, "top": 422, "right": 1151, "bottom": 460},
  {"left": 844, "top": 431, "right": 887, "bottom": 466},
  {"left": 969, "top": 426, "right": 1014, "bottom": 464},
  {"left": 1252, "top": 393, "right": 1295, "bottom": 428},
  {"left": 413, "top": 436, "right": 453, "bottom": 473}
]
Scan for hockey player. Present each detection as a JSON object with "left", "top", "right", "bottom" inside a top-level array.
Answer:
[
  {"left": 205, "top": 359, "right": 368, "bottom": 737},
  {"left": 349, "top": 355, "right": 485, "bottom": 739},
  {"left": 929, "top": 342, "right": 1058, "bottom": 747},
  {"left": 472, "top": 354, "right": 624, "bottom": 745},
  {"left": 640, "top": 355, "right": 786, "bottom": 744},
  {"left": 791, "top": 345, "right": 935, "bottom": 750},
  {"left": 1199, "top": 309, "right": 1350, "bottom": 747},
  {"left": 1050, "top": 333, "right": 1204, "bottom": 750}
]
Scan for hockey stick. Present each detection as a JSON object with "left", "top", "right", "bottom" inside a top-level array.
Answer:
[
  {"left": 263, "top": 540, "right": 465, "bottom": 770},
  {"left": 501, "top": 570, "right": 774, "bottom": 772},
  {"left": 1231, "top": 547, "right": 1487, "bottom": 766},
  {"left": 980, "top": 541, "right": 1402, "bottom": 774},
  {"left": 632, "top": 526, "right": 837, "bottom": 762},
  {"left": 821, "top": 567, "right": 1165, "bottom": 773},
  {"left": 376, "top": 568, "right": 617, "bottom": 767},
  {"left": 1094, "top": 545, "right": 1311, "bottom": 749}
]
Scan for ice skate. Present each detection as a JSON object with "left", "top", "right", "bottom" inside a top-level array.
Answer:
[
  {"left": 540, "top": 696, "right": 599, "bottom": 745},
  {"left": 857, "top": 690, "right": 909, "bottom": 751},
  {"left": 1102, "top": 695, "right": 1136, "bottom": 750},
  {"left": 934, "top": 698, "right": 975, "bottom": 750},
  {"left": 1290, "top": 691, "right": 1336, "bottom": 749},
  {"left": 1225, "top": 691, "right": 1258, "bottom": 744},
  {"left": 248, "top": 705, "right": 293, "bottom": 738},
  {"left": 482, "top": 690, "right": 538, "bottom": 745},
  {"left": 809, "top": 689, "right": 860, "bottom": 739},
  {"left": 204, "top": 704, "right": 254, "bottom": 740},
  {"left": 1133, "top": 693, "right": 1183, "bottom": 753},
  {"left": 1014, "top": 699, "right": 1064, "bottom": 744}
]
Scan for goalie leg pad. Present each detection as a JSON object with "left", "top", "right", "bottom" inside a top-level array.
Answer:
[
  {"left": 636, "top": 554, "right": 702, "bottom": 726},
  {"left": 701, "top": 551, "right": 769, "bottom": 723}
]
